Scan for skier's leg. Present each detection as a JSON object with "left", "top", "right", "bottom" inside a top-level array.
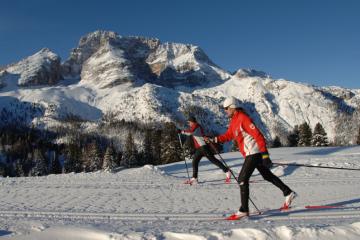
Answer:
[
  {"left": 192, "top": 149, "right": 204, "bottom": 179},
  {"left": 203, "top": 145, "right": 229, "bottom": 172},
  {"left": 237, "top": 154, "right": 258, "bottom": 212},
  {"left": 257, "top": 164, "right": 292, "bottom": 196}
]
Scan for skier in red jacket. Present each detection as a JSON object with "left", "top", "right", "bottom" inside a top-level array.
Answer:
[
  {"left": 179, "top": 116, "right": 231, "bottom": 185},
  {"left": 206, "top": 96, "right": 296, "bottom": 220}
]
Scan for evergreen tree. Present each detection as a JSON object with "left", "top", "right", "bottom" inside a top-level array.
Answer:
[
  {"left": 357, "top": 127, "right": 360, "bottom": 145},
  {"left": 64, "top": 143, "right": 82, "bottom": 173},
  {"left": 287, "top": 125, "right": 300, "bottom": 147},
  {"left": 271, "top": 136, "right": 282, "bottom": 148},
  {"left": 102, "top": 145, "right": 117, "bottom": 172},
  {"left": 142, "top": 128, "right": 154, "bottom": 165},
  {"left": 151, "top": 129, "right": 162, "bottom": 165},
  {"left": 15, "top": 159, "right": 25, "bottom": 177},
  {"left": 298, "top": 122, "right": 312, "bottom": 146},
  {"left": 121, "top": 132, "right": 138, "bottom": 167},
  {"left": 29, "top": 148, "right": 48, "bottom": 176},
  {"left": 160, "top": 123, "right": 182, "bottom": 164},
  {"left": 50, "top": 150, "right": 62, "bottom": 174},
  {"left": 311, "top": 122, "right": 329, "bottom": 146},
  {"left": 0, "top": 163, "right": 5, "bottom": 177},
  {"left": 83, "top": 141, "right": 102, "bottom": 172}
]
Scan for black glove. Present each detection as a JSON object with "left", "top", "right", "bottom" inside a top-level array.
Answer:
[
  {"left": 204, "top": 136, "right": 215, "bottom": 143},
  {"left": 261, "top": 151, "right": 273, "bottom": 168},
  {"left": 177, "top": 128, "right": 182, "bottom": 134}
]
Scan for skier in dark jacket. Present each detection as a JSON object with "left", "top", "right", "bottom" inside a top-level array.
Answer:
[
  {"left": 178, "top": 116, "right": 231, "bottom": 184},
  {"left": 205, "top": 96, "right": 296, "bottom": 220}
]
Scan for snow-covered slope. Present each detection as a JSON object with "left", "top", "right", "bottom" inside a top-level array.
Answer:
[
  {"left": 196, "top": 72, "right": 360, "bottom": 141},
  {"left": 3, "top": 48, "right": 61, "bottom": 86},
  {"left": 1, "top": 146, "right": 360, "bottom": 239},
  {"left": 0, "top": 30, "right": 359, "bottom": 143}
]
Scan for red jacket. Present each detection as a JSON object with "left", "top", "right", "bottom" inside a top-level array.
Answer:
[
  {"left": 181, "top": 123, "right": 206, "bottom": 149},
  {"left": 216, "top": 111, "right": 267, "bottom": 157}
]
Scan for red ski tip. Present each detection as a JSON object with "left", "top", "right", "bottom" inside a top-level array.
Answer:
[
  {"left": 225, "top": 212, "right": 249, "bottom": 220},
  {"left": 305, "top": 205, "right": 342, "bottom": 209},
  {"left": 279, "top": 205, "right": 290, "bottom": 211},
  {"left": 226, "top": 214, "right": 241, "bottom": 221}
]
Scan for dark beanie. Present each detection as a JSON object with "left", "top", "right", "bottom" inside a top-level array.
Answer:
[{"left": 187, "top": 116, "right": 196, "bottom": 122}]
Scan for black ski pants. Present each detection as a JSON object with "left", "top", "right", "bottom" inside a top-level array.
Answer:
[
  {"left": 238, "top": 153, "right": 292, "bottom": 212},
  {"left": 192, "top": 145, "right": 229, "bottom": 178}
]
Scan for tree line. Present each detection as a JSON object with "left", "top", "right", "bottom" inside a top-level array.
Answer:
[
  {"left": 272, "top": 122, "right": 332, "bottom": 148},
  {"left": 0, "top": 119, "right": 185, "bottom": 177},
  {"left": 1, "top": 113, "right": 360, "bottom": 177}
]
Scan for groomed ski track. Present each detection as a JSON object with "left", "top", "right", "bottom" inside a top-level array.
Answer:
[
  {"left": 1, "top": 208, "right": 360, "bottom": 221},
  {"left": 2, "top": 147, "right": 360, "bottom": 237}
]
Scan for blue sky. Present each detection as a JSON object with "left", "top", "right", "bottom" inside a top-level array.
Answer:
[{"left": 1, "top": 0, "right": 359, "bottom": 88}]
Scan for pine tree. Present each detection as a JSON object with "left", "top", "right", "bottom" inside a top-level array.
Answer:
[
  {"left": 142, "top": 128, "right": 154, "bottom": 165},
  {"left": 272, "top": 136, "right": 282, "bottom": 148},
  {"left": 64, "top": 143, "right": 82, "bottom": 173},
  {"left": 29, "top": 148, "right": 48, "bottom": 176},
  {"left": 151, "top": 129, "right": 162, "bottom": 165},
  {"left": 50, "top": 150, "right": 62, "bottom": 174},
  {"left": 298, "top": 122, "right": 312, "bottom": 146},
  {"left": 160, "top": 123, "right": 182, "bottom": 164},
  {"left": 357, "top": 127, "right": 360, "bottom": 145},
  {"left": 122, "top": 132, "right": 138, "bottom": 167},
  {"left": 15, "top": 159, "right": 25, "bottom": 177},
  {"left": 311, "top": 122, "right": 329, "bottom": 146},
  {"left": 0, "top": 163, "right": 5, "bottom": 177},
  {"left": 102, "top": 145, "right": 116, "bottom": 172},
  {"left": 83, "top": 141, "right": 102, "bottom": 172},
  {"left": 287, "top": 125, "right": 300, "bottom": 147}
]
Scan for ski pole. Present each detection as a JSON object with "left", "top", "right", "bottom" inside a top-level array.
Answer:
[
  {"left": 178, "top": 133, "right": 191, "bottom": 182},
  {"left": 273, "top": 162, "right": 360, "bottom": 171},
  {"left": 207, "top": 141, "right": 261, "bottom": 213}
]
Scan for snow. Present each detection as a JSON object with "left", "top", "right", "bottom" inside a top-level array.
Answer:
[
  {"left": 6, "top": 48, "right": 60, "bottom": 86},
  {"left": 80, "top": 43, "right": 135, "bottom": 88},
  {"left": 1, "top": 146, "right": 360, "bottom": 239},
  {"left": 194, "top": 75, "right": 347, "bottom": 140}
]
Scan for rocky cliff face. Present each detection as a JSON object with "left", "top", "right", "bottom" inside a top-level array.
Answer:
[
  {"left": 4, "top": 48, "right": 62, "bottom": 86},
  {"left": 61, "top": 31, "right": 120, "bottom": 79},
  {"left": 80, "top": 43, "right": 135, "bottom": 88},
  {"left": 61, "top": 31, "right": 229, "bottom": 88}
]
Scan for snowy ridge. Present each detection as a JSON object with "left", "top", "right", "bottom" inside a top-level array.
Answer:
[
  {"left": 4, "top": 48, "right": 61, "bottom": 86},
  {"left": 196, "top": 75, "right": 360, "bottom": 141}
]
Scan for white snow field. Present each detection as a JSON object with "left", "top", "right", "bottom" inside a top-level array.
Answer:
[{"left": 1, "top": 146, "right": 360, "bottom": 239}]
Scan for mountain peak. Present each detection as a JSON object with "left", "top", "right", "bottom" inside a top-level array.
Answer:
[
  {"left": 4, "top": 48, "right": 61, "bottom": 86},
  {"left": 233, "top": 68, "right": 269, "bottom": 78}
]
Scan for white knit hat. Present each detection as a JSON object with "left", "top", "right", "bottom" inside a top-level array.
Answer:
[{"left": 223, "top": 96, "right": 240, "bottom": 109}]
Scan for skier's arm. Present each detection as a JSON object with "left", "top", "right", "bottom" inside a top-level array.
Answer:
[
  {"left": 215, "top": 127, "right": 234, "bottom": 143},
  {"left": 181, "top": 124, "right": 196, "bottom": 136}
]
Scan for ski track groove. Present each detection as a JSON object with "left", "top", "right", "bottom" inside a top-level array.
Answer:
[
  {"left": 4, "top": 176, "right": 360, "bottom": 189},
  {"left": 1, "top": 209, "right": 360, "bottom": 221}
]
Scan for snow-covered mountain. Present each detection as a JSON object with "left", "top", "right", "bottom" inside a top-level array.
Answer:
[
  {"left": 2, "top": 48, "right": 62, "bottom": 86},
  {"left": 0, "top": 30, "right": 359, "bottom": 143}
]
